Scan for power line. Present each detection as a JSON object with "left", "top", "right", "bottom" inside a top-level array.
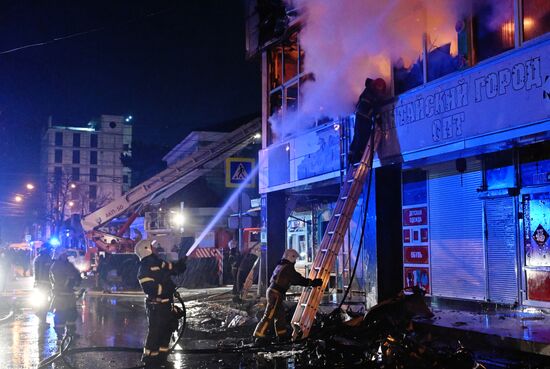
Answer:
[{"left": 0, "top": 6, "right": 175, "bottom": 56}]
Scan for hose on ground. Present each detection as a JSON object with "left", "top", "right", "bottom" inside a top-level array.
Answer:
[{"left": 36, "top": 291, "right": 297, "bottom": 369}]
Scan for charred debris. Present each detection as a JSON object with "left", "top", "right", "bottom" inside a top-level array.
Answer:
[{"left": 184, "top": 287, "right": 488, "bottom": 368}]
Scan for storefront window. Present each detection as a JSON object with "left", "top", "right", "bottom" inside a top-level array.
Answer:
[
  {"left": 473, "top": 0, "right": 514, "bottom": 62},
  {"left": 484, "top": 151, "right": 516, "bottom": 190},
  {"left": 523, "top": 0, "right": 550, "bottom": 42},
  {"left": 520, "top": 142, "right": 550, "bottom": 187}
]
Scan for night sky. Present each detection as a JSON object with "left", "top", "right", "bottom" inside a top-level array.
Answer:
[{"left": 0, "top": 0, "right": 261, "bottom": 220}]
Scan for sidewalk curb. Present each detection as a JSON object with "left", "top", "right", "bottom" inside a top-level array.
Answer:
[{"left": 415, "top": 318, "right": 550, "bottom": 357}]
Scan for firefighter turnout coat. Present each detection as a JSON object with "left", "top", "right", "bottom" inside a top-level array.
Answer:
[
  {"left": 138, "top": 254, "right": 185, "bottom": 361},
  {"left": 254, "top": 259, "right": 316, "bottom": 339}
]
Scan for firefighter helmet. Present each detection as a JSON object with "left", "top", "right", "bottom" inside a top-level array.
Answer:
[
  {"left": 282, "top": 249, "right": 300, "bottom": 263},
  {"left": 365, "top": 77, "right": 386, "bottom": 95},
  {"left": 135, "top": 239, "right": 153, "bottom": 260}
]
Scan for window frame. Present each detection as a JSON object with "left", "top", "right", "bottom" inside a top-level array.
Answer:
[
  {"left": 54, "top": 132, "right": 63, "bottom": 146},
  {"left": 90, "top": 151, "right": 98, "bottom": 165},
  {"left": 73, "top": 133, "right": 81, "bottom": 147},
  {"left": 54, "top": 149, "right": 63, "bottom": 164},
  {"left": 72, "top": 150, "right": 80, "bottom": 164}
]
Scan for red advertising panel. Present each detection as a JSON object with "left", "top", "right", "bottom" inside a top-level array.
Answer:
[
  {"left": 404, "top": 246, "right": 429, "bottom": 264},
  {"left": 420, "top": 228, "right": 428, "bottom": 242},
  {"left": 526, "top": 269, "right": 550, "bottom": 302},
  {"left": 404, "top": 267, "right": 430, "bottom": 293},
  {"left": 403, "top": 207, "right": 428, "bottom": 226},
  {"left": 403, "top": 229, "right": 411, "bottom": 243}
]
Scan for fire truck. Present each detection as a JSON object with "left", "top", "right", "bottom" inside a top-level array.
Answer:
[{"left": 79, "top": 119, "right": 260, "bottom": 288}]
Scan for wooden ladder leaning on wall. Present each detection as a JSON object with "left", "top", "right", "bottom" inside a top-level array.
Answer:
[{"left": 290, "top": 126, "right": 382, "bottom": 340}]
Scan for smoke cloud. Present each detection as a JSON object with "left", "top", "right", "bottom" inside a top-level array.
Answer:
[{"left": 270, "top": 0, "right": 504, "bottom": 140}]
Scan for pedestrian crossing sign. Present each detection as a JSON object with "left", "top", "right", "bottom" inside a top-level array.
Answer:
[{"left": 225, "top": 157, "right": 255, "bottom": 188}]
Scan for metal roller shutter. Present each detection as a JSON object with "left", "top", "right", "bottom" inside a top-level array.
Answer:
[
  {"left": 429, "top": 160, "right": 486, "bottom": 300},
  {"left": 485, "top": 197, "right": 519, "bottom": 304}
]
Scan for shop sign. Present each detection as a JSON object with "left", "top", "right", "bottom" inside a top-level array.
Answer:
[
  {"left": 534, "top": 224, "right": 549, "bottom": 247},
  {"left": 526, "top": 270, "right": 550, "bottom": 302},
  {"left": 378, "top": 40, "right": 550, "bottom": 161},
  {"left": 523, "top": 192, "right": 550, "bottom": 267},
  {"left": 404, "top": 266, "right": 430, "bottom": 293},
  {"left": 403, "top": 229, "right": 411, "bottom": 243},
  {"left": 403, "top": 207, "right": 428, "bottom": 226},
  {"left": 421, "top": 228, "right": 428, "bottom": 242},
  {"left": 404, "top": 246, "right": 429, "bottom": 264}
]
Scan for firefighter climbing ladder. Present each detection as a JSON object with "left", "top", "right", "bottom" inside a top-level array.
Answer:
[{"left": 291, "top": 127, "right": 382, "bottom": 340}]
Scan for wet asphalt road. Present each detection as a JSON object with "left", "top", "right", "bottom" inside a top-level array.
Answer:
[{"left": 0, "top": 278, "right": 291, "bottom": 369}]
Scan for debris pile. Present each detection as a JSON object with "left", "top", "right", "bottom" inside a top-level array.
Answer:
[
  {"left": 184, "top": 300, "right": 258, "bottom": 336},
  {"left": 296, "top": 287, "right": 485, "bottom": 368}
]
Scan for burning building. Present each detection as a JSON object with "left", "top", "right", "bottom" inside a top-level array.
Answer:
[{"left": 246, "top": 0, "right": 550, "bottom": 309}]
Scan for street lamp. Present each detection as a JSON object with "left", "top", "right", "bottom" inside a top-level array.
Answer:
[
  {"left": 26, "top": 183, "right": 35, "bottom": 190},
  {"left": 68, "top": 201, "right": 75, "bottom": 208},
  {"left": 14, "top": 194, "right": 23, "bottom": 202},
  {"left": 69, "top": 183, "right": 77, "bottom": 189}
]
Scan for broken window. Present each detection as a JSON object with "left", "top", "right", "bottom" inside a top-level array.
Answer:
[
  {"left": 523, "top": 0, "right": 550, "bottom": 42},
  {"left": 391, "top": 3, "right": 426, "bottom": 94},
  {"left": 286, "top": 82, "right": 298, "bottom": 112},
  {"left": 267, "top": 31, "right": 308, "bottom": 144},
  {"left": 269, "top": 47, "right": 283, "bottom": 89},
  {"left": 283, "top": 34, "right": 299, "bottom": 83},
  {"left": 473, "top": 0, "right": 514, "bottom": 62}
]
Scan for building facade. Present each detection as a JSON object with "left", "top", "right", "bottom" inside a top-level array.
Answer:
[
  {"left": 41, "top": 115, "right": 132, "bottom": 237},
  {"left": 249, "top": 0, "right": 550, "bottom": 307}
]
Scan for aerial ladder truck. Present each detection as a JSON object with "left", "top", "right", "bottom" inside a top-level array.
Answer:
[{"left": 79, "top": 118, "right": 260, "bottom": 279}]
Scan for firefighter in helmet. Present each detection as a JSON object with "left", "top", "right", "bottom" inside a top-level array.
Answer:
[
  {"left": 49, "top": 247, "right": 82, "bottom": 341},
  {"left": 135, "top": 239, "right": 187, "bottom": 367},
  {"left": 253, "top": 248, "right": 322, "bottom": 343},
  {"left": 348, "top": 77, "right": 386, "bottom": 164}
]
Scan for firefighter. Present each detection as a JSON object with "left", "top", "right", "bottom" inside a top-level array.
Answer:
[
  {"left": 49, "top": 247, "right": 82, "bottom": 341},
  {"left": 227, "top": 238, "right": 240, "bottom": 285},
  {"left": 348, "top": 77, "right": 386, "bottom": 164},
  {"left": 33, "top": 244, "right": 53, "bottom": 324},
  {"left": 135, "top": 239, "right": 187, "bottom": 367},
  {"left": 232, "top": 243, "right": 260, "bottom": 302},
  {"left": 253, "top": 249, "right": 322, "bottom": 343}
]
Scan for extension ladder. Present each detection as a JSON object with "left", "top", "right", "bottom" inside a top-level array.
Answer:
[{"left": 291, "top": 127, "right": 382, "bottom": 340}]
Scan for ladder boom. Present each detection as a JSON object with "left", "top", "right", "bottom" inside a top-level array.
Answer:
[{"left": 81, "top": 118, "right": 260, "bottom": 232}]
